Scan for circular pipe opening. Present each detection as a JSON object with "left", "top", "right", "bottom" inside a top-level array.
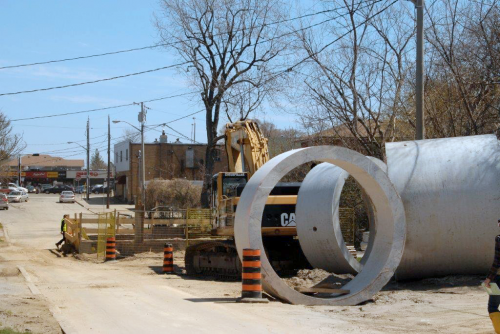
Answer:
[{"left": 234, "top": 146, "right": 406, "bottom": 306}]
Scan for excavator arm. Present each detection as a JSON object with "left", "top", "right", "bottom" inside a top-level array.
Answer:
[{"left": 225, "top": 120, "right": 269, "bottom": 178}]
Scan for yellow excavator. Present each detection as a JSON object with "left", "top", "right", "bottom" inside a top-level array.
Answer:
[{"left": 185, "top": 120, "right": 308, "bottom": 279}]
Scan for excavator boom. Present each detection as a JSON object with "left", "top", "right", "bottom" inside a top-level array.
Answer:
[{"left": 225, "top": 120, "right": 269, "bottom": 178}]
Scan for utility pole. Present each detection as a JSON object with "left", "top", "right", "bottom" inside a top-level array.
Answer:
[
  {"left": 106, "top": 115, "right": 111, "bottom": 209},
  {"left": 410, "top": 0, "right": 425, "bottom": 140},
  {"left": 136, "top": 102, "right": 147, "bottom": 244},
  {"left": 139, "top": 102, "right": 146, "bottom": 208},
  {"left": 17, "top": 155, "right": 21, "bottom": 186},
  {"left": 135, "top": 149, "right": 144, "bottom": 244},
  {"left": 193, "top": 117, "right": 196, "bottom": 143},
  {"left": 86, "top": 117, "right": 90, "bottom": 201}
]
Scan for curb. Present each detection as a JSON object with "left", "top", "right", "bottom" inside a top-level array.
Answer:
[
  {"left": 17, "top": 265, "right": 40, "bottom": 295},
  {"left": 18, "top": 265, "right": 78, "bottom": 334},
  {"left": 75, "top": 199, "right": 98, "bottom": 214},
  {"left": 1, "top": 223, "right": 11, "bottom": 245}
]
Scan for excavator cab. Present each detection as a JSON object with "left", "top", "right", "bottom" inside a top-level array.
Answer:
[{"left": 211, "top": 172, "right": 248, "bottom": 231}]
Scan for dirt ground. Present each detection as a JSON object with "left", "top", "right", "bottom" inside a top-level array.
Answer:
[
  {"left": 72, "top": 249, "right": 494, "bottom": 333},
  {"left": 0, "top": 235, "right": 60, "bottom": 334},
  {"left": 0, "top": 195, "right": 496, "bottom": 333}
]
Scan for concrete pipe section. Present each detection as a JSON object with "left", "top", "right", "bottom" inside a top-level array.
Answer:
[
  {"left": 387, "top": 134, "right": 500, "bottom": 280},
  {"left": 295, "top": 158, "right": 387, "bottom": 275},
  {"left": 234, "top": 146, "right": 406, "bottom": 306},
  {"left": 295, "top": 163, "right": 359, "bottom": 274}
]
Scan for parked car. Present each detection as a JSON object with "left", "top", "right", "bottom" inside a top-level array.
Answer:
[
  {"left": 59, "top": 191, "right": 76, "bottom": 203},
  {"left": 0, "top": 194, "right": 9, "bottom": 210},
  {"left": 93, "top": 186, "right": 109, "bottom": 194},
  {"left": 0, "top": 185, "right": 18, "bottom": 194},
  {"left": 41, "top": 184, "right": 52, "bottom": 191},
  {"left": 75, "top": 185, "right": 85, "bottom": 194},
  {"left": 91, "top": 184, "right": 103, "bottom": 192},
  {"left": 147, "top": 206, "right": 175, "bottom": 219},
  {"left": 27, "top": 185, "right": 36, "bottom": 193},
  {"left": 44, "top": 185, "right": 73, "bottom": 194},
  {"left": 8, "top": 191, "right": 28, "bottom": 203},
  {"left": 9, "top": 183, "right": 28, "bottom": 193},
  {"left": 21, "top": 191, "right": 29, "bottom": 202}
]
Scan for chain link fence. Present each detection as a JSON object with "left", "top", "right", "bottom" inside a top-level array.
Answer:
[{"left": 96, "top": 212, "right": 116, "bottom": 261}]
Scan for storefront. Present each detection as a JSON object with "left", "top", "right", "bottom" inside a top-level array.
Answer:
[
  {"left": 66, "top": 170, "right": 114, "bottom": 187},
  {"left": 7, "top": 171, "right": 68, "bottom": 185}
]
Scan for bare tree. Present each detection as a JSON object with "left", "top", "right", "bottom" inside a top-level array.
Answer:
[
  {"left": 0, "top": 113, "right": 25, "bottom": 165},
  {"left": 155, "top": 0, "right": 289, "bottom": 206},
  {"left": 122, "top": 128, "right": 141, "bottom": 143},
  {"left": 422, "top": 0, "right": 500, "bottom": 137},
  {"left": 293, "top": 1, "right": 415, "bottom": 160}
]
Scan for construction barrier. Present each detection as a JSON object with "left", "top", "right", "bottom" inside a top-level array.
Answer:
[
  {"left": 63, "top": 209, "right": 216, "bottom": 256},
  {"left": 105, "top": 237, "right": 116, "bottom": 262},
  {"left": 238, "top": 249, "right": 267, "bottom": 303},
  {"left": 163, "top": 243, "right": 174, "bottom": 274}
]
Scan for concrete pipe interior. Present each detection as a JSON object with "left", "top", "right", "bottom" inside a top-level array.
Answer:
[
  {"left": 295, "top": 157, "right": 386, "bottom": 275},
  {"left": 234, "top": 146, "right": 406, "bottom": 306},
  {"left": 295, "top": 163, "right": 361, "bottom": 274}
]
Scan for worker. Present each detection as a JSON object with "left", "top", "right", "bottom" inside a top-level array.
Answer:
[
  {"left": 484, "top": 219, "right": 500, "bottom": 333},
  {"left": 55, "top": 214, "right": 69, "bottom": 251}
]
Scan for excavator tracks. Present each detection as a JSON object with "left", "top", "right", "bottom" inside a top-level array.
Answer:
[{"left": 185, "top": 240, "right": 241, "bottom": 281}]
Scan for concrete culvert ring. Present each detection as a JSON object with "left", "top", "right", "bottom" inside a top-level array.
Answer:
[
  {"left": 234, "top": 146, "right": 406, "bottom": 306},
  {"left": 295, "top": 162, "right": 361, "bottom": 275}
]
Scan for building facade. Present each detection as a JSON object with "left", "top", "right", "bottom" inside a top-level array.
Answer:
[
  {"left": 114, "top": 132, "right": 227, "bottom": 203},
  {"left": 2, "top": 155, "right": 112, "bottom": 187}
]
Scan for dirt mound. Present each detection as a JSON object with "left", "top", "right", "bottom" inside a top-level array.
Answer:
[{"left": 283, "top": 269, "right": 353, "bottom": 289}]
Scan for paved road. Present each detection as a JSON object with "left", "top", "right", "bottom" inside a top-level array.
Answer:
[{"left": 0, "top": 194, "right": 358, "bottom": 334}]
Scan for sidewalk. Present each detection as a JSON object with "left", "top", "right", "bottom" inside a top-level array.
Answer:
[{"left": 75, "top": 194, "right": 134, "bottom": 214}]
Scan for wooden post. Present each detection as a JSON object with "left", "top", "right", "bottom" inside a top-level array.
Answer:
[
  {"left": 116, "top": 212, "right": 121, "bottom": 234},
  {"left": 113, "top": 209, "right": 117, "bottom": 234},
  {"left": 185, "top": 212, "right": 189, "bottom": 247},
  {"left": 77, "top": 213, "right": 83, "bottom": 253}
]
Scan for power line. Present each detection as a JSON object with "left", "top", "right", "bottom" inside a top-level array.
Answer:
[
  {"left": 26, "top": 134, "right": 107, "bottom": 146},
  {"left": 1, "top": 1, "right": 382, "bottom": 98},
  {"left": 11, "top": 0, "right": 391, "bottom": 127},
  {"left": 11, "top": 92, "right": 195, "bottom": 121},
  {"left": 0, "top": 62, "right": 190, "bottom": 97},
  {"left": 0, "top": 3, "right": 379, "bottom": 71}
]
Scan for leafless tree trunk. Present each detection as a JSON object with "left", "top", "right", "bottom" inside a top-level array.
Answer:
[
  {"left": 0, "top": 112, "right": 25, "bottom": 184},
  {"left": 155, "top": 0, "right": 289, "bottom": 207}
]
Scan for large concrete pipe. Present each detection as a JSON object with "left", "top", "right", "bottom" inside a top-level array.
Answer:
[
  {"left": 386, "top": 134, "right": 500, "bottom": 280},
  {"left": 295, "top": 163, "right": 359, "bottom": 274},
  {"left": 295, "top": 158, "right": 387, "bottom": 275},
  {"left": 234, "top": 146, "right": 406, "bottom": 306}
]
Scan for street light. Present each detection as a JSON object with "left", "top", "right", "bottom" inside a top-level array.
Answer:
[
  {"left": 114, "top": 102, "right": 147, "bottom": 244},
  {"left": 113, "top": 107, "right": 146, "bottom": 209},
  {"left": 68, "top": 141, "right": 90, "bottom": 200}
]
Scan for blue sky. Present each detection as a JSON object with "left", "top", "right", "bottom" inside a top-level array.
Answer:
[{"left": 0, "top": 0, "right": 303, "bottom": 162}]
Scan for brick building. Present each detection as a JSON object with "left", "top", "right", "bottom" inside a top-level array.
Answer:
[{"left": 114, "top": 131, "right": 227, "bottom": 203}]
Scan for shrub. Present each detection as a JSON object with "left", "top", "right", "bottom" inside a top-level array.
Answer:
[{"left": 145, "top": 179, "right": 201, "bottom": 210}]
